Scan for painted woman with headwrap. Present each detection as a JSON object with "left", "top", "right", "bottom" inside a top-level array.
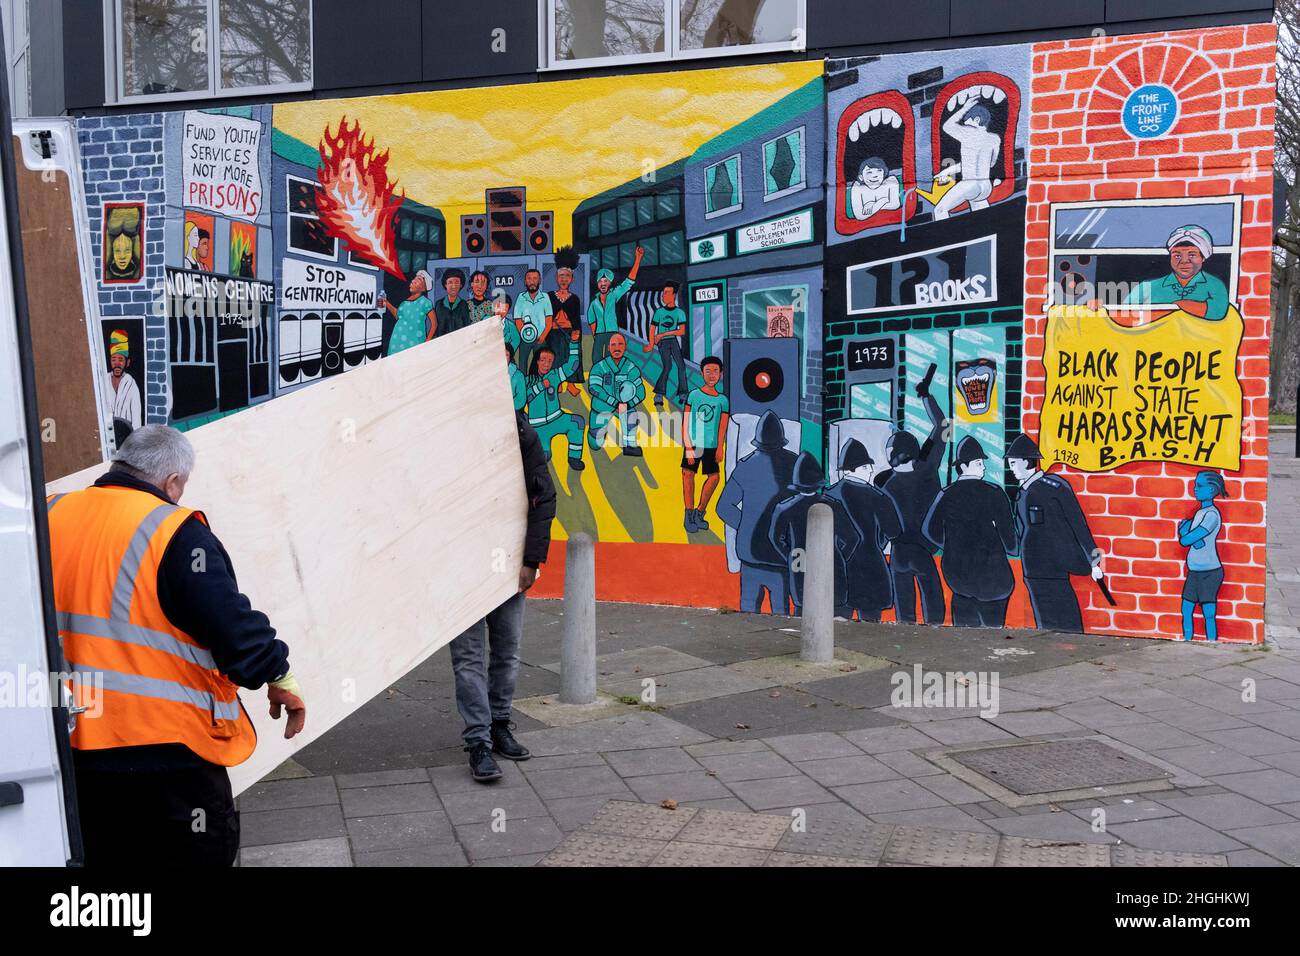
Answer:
[
  {"left": 547, "top": 246, "right": 583, "bottom": 396},
  {"left": 1122, "top": 224, "right": 1230, "bottom": 320}
]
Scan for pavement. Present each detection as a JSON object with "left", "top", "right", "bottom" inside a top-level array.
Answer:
[{"left": 235, "top": 432, "right": 1300, "bottom": 867}]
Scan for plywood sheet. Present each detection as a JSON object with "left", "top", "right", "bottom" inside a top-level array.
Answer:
[
  {"left": 49, "top": 319, "right": 527, "bottom": 793},
  {"left": 14, "top": 134, "right": 106, "bottom": 479}
]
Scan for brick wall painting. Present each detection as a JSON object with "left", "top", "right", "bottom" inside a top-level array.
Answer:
[{"left": 67, "top": 25, "right": 1274, "bottom": 641}]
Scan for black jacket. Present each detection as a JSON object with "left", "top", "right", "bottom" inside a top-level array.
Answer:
[
  {"left": 923, "top": 477, "right": 1018, "bottom": 601},
  {"left": 77, "top": 470, "right": 290, "bottom": 771},
  {"left": 517, "top": 411, "right": 557, "bottom": 568}
]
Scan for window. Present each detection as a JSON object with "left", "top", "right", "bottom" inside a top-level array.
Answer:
[
  {"left": 110, "top": 0, "right": 313, "bottom": 104},
  {"left": 544, "top": 1, "right": 805, "bottom": 69},
  {"left": 659, "top": 230, "right": 685, "bottom": 264},
  {"left": 636, "top": 195, "right": 655, "bottom": 226},
  {"left": 286, "top": 175, "right": 336, "bottom": 260},
  {"left": 763, "top": 126, "right": 805, "bottom": 201},
  {"left": 587, "top": 213, "right": 602, "bottom": 239},
  {"left": 600, "top": 207, "right": 618, "bottom": 236},
  {"left": 704, "top": 154, "right": 742, "bottom": 219},
  {"left": 617, "top": 200, "right": 636, "bottom": 231},
  {"left": 3, "top": 0, "right": 31, "bottom": 117},
  {"left": 656, "top": 188, "right": 681, "bottom": 220},
  {"left": 640, "top": 234, "right": 659, "bottom": 267}
]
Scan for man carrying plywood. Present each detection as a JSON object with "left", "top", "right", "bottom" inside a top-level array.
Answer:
[
  {"left": 447, "top": 405, "right": 557, "bottom": 783},
  {"left": 45, "top": 426, "right": 307, "bottom": 865}
]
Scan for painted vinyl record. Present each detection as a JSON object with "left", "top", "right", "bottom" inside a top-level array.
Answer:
[{"left": 742, "top": 357, "right": 785, "bottom": 404}]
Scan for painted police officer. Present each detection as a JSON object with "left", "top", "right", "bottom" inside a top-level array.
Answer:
[{"left": 1006, "top": 432, "right": 1104, "bottom": 633}]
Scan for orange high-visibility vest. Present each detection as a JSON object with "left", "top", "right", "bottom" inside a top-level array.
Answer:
[{"left": 46, "top": 485, "right": 256, "bottom": 766}]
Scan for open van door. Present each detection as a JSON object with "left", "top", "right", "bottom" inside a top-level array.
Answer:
[{"left": 0, "top": 35, "right": 81, "bottom": 865}]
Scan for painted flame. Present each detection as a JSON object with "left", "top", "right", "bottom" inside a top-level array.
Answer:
[{"left": 316, "top": 117, "right": 405, "bottom": 279}]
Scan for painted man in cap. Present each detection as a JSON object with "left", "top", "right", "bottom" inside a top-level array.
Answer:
[
  {"left": 769, "top": 451, "right": 860, "bottom": 617},
  {"left": 586, "top": 245, "right": 644, "bottom": 373},
  {"left": 824, "top": 439, "right": 901, "bottom": 622},
  {"left": 716, "top": 410, "right": 799, "bottom": 614},
  {"left": 1006, "top": 431, "right": 1104, "bottom": 633},
  {"left": 1122, "top": 224, "right": 1230, "bottom": 320},
  {"left": 874, "top": 366, "right": 949, "bottom": 625},
  {"left": 922, "top": 436, "right": 1017, "bottom": 628}
]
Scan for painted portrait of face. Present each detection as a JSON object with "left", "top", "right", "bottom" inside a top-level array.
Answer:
[{"left": 104, "top": 204, "right": 143, "bottom": 283}]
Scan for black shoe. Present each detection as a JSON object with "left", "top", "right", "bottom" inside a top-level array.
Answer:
[
  {"left": 466, "top": 742, "right": 503, "bottom": 782},
  {"left": 491, "top": 720, "right": 531, "bottom": 761},
  {"left": 568, "top": 455, "right": 586, "bottom": 472},
  {"left": 622, "top": 446, "right": 643, "bottom": 457}
]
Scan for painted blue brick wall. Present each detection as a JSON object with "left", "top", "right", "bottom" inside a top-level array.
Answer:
[{"left": 78, "top": 113, "right": 168, "bottom": 424}]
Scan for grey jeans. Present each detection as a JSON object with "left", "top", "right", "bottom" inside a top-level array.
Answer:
[{"left": 449, "top": 591, "right": 525, "bottom": 746}]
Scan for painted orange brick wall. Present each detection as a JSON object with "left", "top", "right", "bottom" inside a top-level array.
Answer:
[{"left": 1024, "top": 24, "right": 1276, "bottom": 643}]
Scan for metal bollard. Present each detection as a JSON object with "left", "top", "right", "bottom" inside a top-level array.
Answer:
[
  {"left": 801, "top": 503, "right": 835, "bottom": 664},
  {"left": 560, "top": 533, "right": 597, "bottom": 704}
]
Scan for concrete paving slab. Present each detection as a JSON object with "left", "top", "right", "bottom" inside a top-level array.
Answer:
[
  {"left": 985, "top": 711, "right": 1088, "bottom": 738},
  {"left": 583, "top": 800, "right": 698, "bottom": 840},
  {"left": 540, "top": 831, "right": 668, "bottom": 866},
  {"left": 765, "top": 851, "right": 871, "bottom": 866},
  {"left": 439, "top": 786, "right": 549, "bottom": 825},
  {"left": 354, "top": 845, "right": 467, "bottom": 866},
  {"left": 240, "top": 837, "right": 352, "bottom": 868},
  {"left": 996, "top": 837, "right": 1111, "bottom": 866},
  {"left": 429, "top": 760, "right": 526, "bottom": 794},
  {"left": 605, "top": 666, "right": 775, "bottom": 706},
  {"left": 837, "top": 726, "right": 935, "bottom": 754},
  {"left": 919, "top": 718, "right": 1016, "bottom": 746},
  {"left": 239, "top": 805, "right": 348, "bottom": 848},
  {"left": 543, "top": 796, "right": 618, "bottom": 832},
  {"left": 602, "top": 746, "right": 702, "bottom": 777},
  {"left": 650, "top": 841, "right": 771, "bottom": 867},
  {"left": 834, "top": 779, "right": 950, "bottom": 815},
  {"left": 624, "top": 771, "right": 732, "bottom": 804},
  {"left": 513, "top": 692, "right": 636, "bottom": 727},
  {"left": 725, "top": 649, "right": 893, "bottom": 686},
  {"left": 677, "top": 808, "right": 790, "bottom": 849},
  {"left": 684, "top": 739, "right": 770, "bottom": 758},
  {"left": 727, "top": 775, "right": 838, "bottom": 812},
  {"left": 238, "top": 776, "right": 340, "bottom": 813},
  {"left": 765, "top": 731, "right": 865, "bottom": 761},
  {"left": 1157, "top": 792, "right": 1295, "bottom": 829},
  {"left": 455, "top": 816, "right": 565, "bottom": 861},
  {"left": 695, "top": 749, "right": 802, "bottom": 782},
  {"left": 794, "top": 755, "right": 900, "bottom": 787},
  {"left": 335, "top": 768, "right": 431, "bottom": 789},
  {"left": 882, "top": 826, "right": 998, "bottom": 866},
  {"left": 916, "top": 773, "right": 990, "bottom": 805},
  {"left": 868, "top": 806, "right": 996, "bottom": 831},
  {"left": 985, "top": 812, "right": 1122, "bottom": 845},
  {"left": 539, "top": 645, "right": 716, "bottom": 681},
  {"left": 873, "top": 750, "right": 946, "bottom": 777},
  {"left": 340, "top": 782, "right": 440, "bottom": 818},
  {"left": 1209, "top": 768, "right": 1300, "bottom": 805},
  {"left": 1108, "top": 817, "right": 1246, "bottom": 853},
  {"left": 516, "top": 711, "right": 713, "bottom": 756},
  {"left": 345, "top": 810, "right": 456, "bottom": 852},
  {"left": 526, "top": 764, "right": 632, "bottom": 800},
  {"left": 1198, "top": 726, "right": 1300, "bottom": 757},
  {"left": 260, "top": 758, "right": 314, "bottom": 782},
  {"left": 1068, "top": 800, "right": 1176, "bottom": 826},
  {"left": 1150, "top": 744, "right": 1269, "bottom": 778}
]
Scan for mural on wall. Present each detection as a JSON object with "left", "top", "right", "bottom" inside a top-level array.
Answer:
[
  {"left": 100, "top": 318, "right": 144, "bottom": 448},
  {"left": 71, "top": 25, "right": 1274, "bottom": 642},
  {"left": 102, "top": 202, "right": 144, "bottom": 283}
]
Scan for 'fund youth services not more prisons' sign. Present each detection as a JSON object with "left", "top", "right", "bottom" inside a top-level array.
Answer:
[
  {"left": 182, "top": 111, "right": 264, "bottom": 221},
  {"left": 1123, "top": 84, "right": 1179, "bottom": 140}
]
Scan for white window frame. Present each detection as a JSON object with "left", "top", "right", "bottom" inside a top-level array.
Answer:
[
  {"left": 539, "top": 0, "right": 806, "bottom": 72},
  {"left": 761, "top": 124, "right": 806, "bottom": 202},
  {"left": 285, "top": 173, "right": 337, "bottom": 262},
  {"left": 703, "top": 153, "right": 743, "bottom": 220},
  {"left": 105, "top": 0, "right": 314, "bottom": 106}
]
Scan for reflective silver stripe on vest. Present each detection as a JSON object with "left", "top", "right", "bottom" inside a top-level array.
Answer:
[
  {"left": 110, "top": 502, "right": 179, "bottom": 619},
  {"left": 58, "top": 611, "right": 216, "bottom": 670},
  {"left": 67, "top": 662, "right": 242, "bottom": 722},
  {"left": 46, "top": 493, "right": 66, "bottom": 513}
]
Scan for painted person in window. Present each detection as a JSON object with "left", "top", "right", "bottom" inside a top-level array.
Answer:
[
  {"left": 1122, "top": 225, "right": 1230, "bottom": 321},
  {"left": 873, "top": 364, "right": 948, "bottom": 625},
  {"left": 587, "top": 245, "right": 644, "bottom": 371},
  {"left": 380, "top": 269, "right": 436, "bottom": 355},
  {"left": 547, "top": 246, "right": 584, "bottom": 397},
  {"left": 849, "top": 157, "right": 902, "bottom": 222},
  {"left": 681, "top": 356, "right": 729, "bottom": 533},
  {"left": 933, "top": 99, "right": 1000, "bottom": 220},
  {"left": 645, "top": 281, "right": 690, "bottom": 408},
  {"left": 1178, "top": 470, "right": 1228, "bottom": 642}
]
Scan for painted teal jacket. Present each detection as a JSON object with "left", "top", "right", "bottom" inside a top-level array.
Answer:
[
  {"left": 524, "top": 348, "right": 580, "bottom": 425},
  {"left": 587, "top": 278, "right": 634, "bottom": 335},
  {"left": 588, "top": 354, "right": 646, "bottom": 413},
  {"left": 1122, "top": 270, "right": 1230, "bottom": 321},
  {"left": 508, "top": 363, "right": 526, "bottom": 411}
]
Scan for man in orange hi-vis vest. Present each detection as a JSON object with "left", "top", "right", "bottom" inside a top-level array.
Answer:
[{"left": 46, "top": 425, "right": 306, "bottom": 866}]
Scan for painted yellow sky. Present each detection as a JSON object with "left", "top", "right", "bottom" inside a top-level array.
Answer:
[{"left": 274, "top": 61, "right": 821, "bottom": 255}]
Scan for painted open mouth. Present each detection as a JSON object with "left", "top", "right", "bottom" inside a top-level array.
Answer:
[
  {"left": 956, "top": 360, "right": 997, "bottom": 415},
  {"left": 943, "top": 83, "right": 1007, "bottom": 115},
  {"left": 840, "top": 97, "right": 910, "bottom": 192},
  {"left": 847, "top": 106, "right": 904, "bottom": 141}
]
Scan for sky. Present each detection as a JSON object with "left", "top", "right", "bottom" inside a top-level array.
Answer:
[{"left": 273, "top": 60, "right": 821, "bottom": 254}]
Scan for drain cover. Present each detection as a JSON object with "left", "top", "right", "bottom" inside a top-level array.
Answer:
[{"left": 947, "top": 739, "right": 1171, "bottom": 795}]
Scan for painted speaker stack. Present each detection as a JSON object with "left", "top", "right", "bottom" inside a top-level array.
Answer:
[{"left": 460, "top": 187, "right": 553, "bottom": 258}]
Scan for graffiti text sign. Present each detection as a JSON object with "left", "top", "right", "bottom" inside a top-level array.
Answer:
[
  {"left": 1039, "top": 305, "right": 1243, "bottom": 472},
  {"left": 182, "top": 111, "right": 263, "bottom": 221},
  {"left": 847, "top": 236, "right": 998, "bottom": 315},
  {"left": 280, "top": 259, "right": 377, "bottom": 311}
]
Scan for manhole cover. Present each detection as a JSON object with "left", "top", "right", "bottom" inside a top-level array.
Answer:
[{"left": 947, "top": 739, "right": 1171, "bottom": 795}]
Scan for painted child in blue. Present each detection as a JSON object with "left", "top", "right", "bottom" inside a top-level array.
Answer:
[{"left": 1178, "top": 470, "right": 1227, "bottom": 641}]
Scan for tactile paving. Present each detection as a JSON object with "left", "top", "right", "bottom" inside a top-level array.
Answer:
[
  {"left": 676, "top": 808, "right": 790, "bottom": 849},
  {"left": 584, "top": 800, "right": 698, "bottom": 841},
  {"left": 996, "top": 837, "right": 1112, "bottom": 867},
  {"left": 775, "top": 817, "right": 893, "bottom": 860},
  {"left": 1111, "top": 846, "right": 1227, "bottom": 867},
  {"left": 540, "top": 831, "right": 668, "bottom": 867},
  {"left": 650, "top": 841, "right": 771, "bottom": 867},
  {"left": 765, "top": 852, "right": 870, "bottom": 867},
  {"left": 882, "top": 826, "right": 999, "bottom": 867},
  {"left": 948, "top": 739, "right": 1171, "bottom": 795}
]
